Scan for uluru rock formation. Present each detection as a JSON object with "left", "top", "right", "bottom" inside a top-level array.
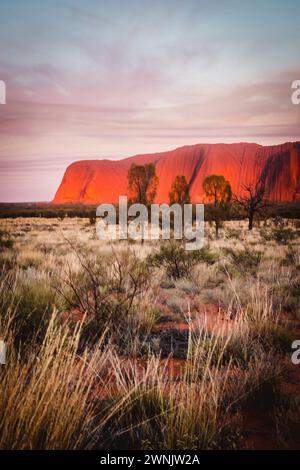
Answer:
[{"left": 53, "top": 142, "right": 300, "bottom": 203}]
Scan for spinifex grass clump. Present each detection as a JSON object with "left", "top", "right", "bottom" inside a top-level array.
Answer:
[
  {"left": 0, "top": 314, "right": 103, "bottom": 449},
  {"left": 103, "top": 330, "right": 235, "bottom": 450}
]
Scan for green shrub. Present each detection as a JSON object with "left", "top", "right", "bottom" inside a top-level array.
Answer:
[
  {"left": 272, "top": 228, "right": 296, "bottom": 244},
  {"left": 148, "top": 242, "right": 217, "bottom": 279},
  {"left": 224, "top": 247, "right": 262, "bottom": 276},
  {"left": 259, "top": 228, "right": 273, "bottom": 242},
  {"left": 56, "top": 249, "right": 152, "bottom": 345}
]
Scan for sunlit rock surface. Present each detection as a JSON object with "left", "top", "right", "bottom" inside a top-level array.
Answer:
[{"left": 53, "top": 142, "right": 300, "bottom": 203}]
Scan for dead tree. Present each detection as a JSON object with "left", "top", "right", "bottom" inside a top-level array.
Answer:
[{"left": 235, "top": 178, "right": 267, "bottom": 230}]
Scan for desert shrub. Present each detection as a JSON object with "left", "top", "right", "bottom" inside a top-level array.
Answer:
[
  {"left": 224, "top": 247, "right": 262, "bottom": 276},
  {"left": 148, "top": 242, "right": 217, "bottom": 279},
  {"left": 56, "top": 247, "right": 153, "bottom": 345},
  {"left": 57, "top": 213, "right": 66, "bottom": 221},
  {"left": 197, "top": 246, "right": 218, "bottom": 265},
  {"left": 168, "top": 332, "right": 238, "bottom": 449},
  {"left": 259, "top": 228, "right": 273, "bottom": 242},
  {"left": 272, "top": 228, "right": 296, "bottom": 244},
  {"left": 207, "top": 276, "right": 291, "bottom": 354},
  {"left": 130, "top": 390, "right": 169, "bottom": 447},
  {"left": 0, "top": 230, "right": 13, "bottom": 251},
  {"left": 226, "top": 228, "right": 242, "bottom": 240}
]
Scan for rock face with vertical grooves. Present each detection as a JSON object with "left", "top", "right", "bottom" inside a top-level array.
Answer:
[{"left": 53, "top": 142, "right": 300, "bottom": 203}]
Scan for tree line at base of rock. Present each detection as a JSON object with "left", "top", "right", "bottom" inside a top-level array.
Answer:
[
  {"left": 127, "top": 162, "right": 268, "bottom": 237},
  {"left": 1, "top": 162, "right": 299, "bottom": 230}
]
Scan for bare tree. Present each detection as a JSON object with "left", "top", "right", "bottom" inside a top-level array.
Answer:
[{"left": 235, "top": 177, "right": 267, "bottom": 230}]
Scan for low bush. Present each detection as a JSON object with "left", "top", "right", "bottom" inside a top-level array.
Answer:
[
  {"left": 272, "top": 228, "right": 297, "bottom": 244},
  {"left": 224, "top": 247, "right": 262, "bottom": 276},
  {"left": 148, "top": 242, "right": 217, "bottom": 279},
  {"left": 56, "top": 247, "right": 153, "bottom": 346},
  {"left": 0, "top": 230, "right": 13, "bottom": 251}
]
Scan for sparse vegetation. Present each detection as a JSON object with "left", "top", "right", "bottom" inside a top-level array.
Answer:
[{"left": 0, "top": 216, "right": 300, "bottom": 450}]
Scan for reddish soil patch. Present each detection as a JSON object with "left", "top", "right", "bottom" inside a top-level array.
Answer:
[
  {"left": 241, "top": 411, "right": 279, "bottom": 450},
  {"left": 154, "top": 302, "right": 234, "bottom": 336}
]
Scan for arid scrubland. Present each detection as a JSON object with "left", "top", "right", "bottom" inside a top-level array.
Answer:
[{"left": 1, "top": 217, "right": 300, "bottom": 449}]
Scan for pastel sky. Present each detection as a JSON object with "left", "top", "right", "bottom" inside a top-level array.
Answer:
[{"left": 0, "top": 0, "right": 299, "bottom": 201}]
